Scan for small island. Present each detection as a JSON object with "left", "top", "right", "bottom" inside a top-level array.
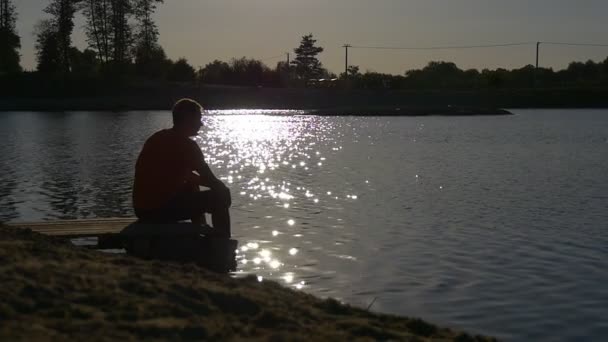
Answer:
[{"left": 311, "top": 106, "right": 512, "bottom": 116}]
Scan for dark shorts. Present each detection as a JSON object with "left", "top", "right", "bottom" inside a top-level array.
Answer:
[{"left": 134, "top": 189, "right": 229, "bottom": 223}]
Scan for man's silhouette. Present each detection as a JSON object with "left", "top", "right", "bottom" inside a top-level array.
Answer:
[{"left": 133, "top": 98, "right": 231, "bottom": 237}]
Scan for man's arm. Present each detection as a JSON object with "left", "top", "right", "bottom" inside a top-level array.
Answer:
[
  {"left": 196, "top": 159, "right": 225, "bottom": 190},
  {"left": 190, "top": 142, "right": 224, "bottom": 190},
  {"left": 190, "top": 144, "right": 231, "bottom": 206},
  {"left": 196, "top": 160, "right": 232, "bottom": 208}
]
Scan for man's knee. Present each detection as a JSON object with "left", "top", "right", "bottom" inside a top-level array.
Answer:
[
  {"left": 193, "top": 189, "right": 229, "bottom": 212},
  {"left": 210, "top": 187, "right": 231, "bottom": 209}
]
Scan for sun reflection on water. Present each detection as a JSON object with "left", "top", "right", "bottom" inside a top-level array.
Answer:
[{"left": 197, "top": 111, "right": 358, "bottom": 290}]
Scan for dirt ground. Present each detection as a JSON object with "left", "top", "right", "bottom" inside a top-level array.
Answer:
[{"left": 0, "top": 226, "right": 495, "bottom": 341}]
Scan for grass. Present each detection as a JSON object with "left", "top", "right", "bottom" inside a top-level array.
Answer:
[{"left": 0, "top": 225, "right": 496, "bottom": 341}]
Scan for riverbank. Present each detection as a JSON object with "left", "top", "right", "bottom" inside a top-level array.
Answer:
[{"left": 0, "top": 225, "right": 494, "bottom": 340}]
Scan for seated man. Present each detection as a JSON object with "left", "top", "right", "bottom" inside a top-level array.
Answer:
[{"left": 132, "top": 98, "right": 231, "bottom": 238}]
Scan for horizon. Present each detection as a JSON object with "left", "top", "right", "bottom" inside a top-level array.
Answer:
[{"left": 13, "top": 0, "right": 608, "bottom": 74}]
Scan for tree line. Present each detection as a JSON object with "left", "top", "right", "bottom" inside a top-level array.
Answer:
[
  {"left": 345, "top": 59, "right": 608, "bottom": 90},
  {"left": 0, "top": 0, "right": 332, "bottom": 86},
  {"left": 0, "top": 0, "right": 21, "bottom": 73},
  {"left": 33, "top": 0, "right": 170, "bottom": 79},
  {"left": 1, "top": 0, "right": 608, "bottom": 91}
]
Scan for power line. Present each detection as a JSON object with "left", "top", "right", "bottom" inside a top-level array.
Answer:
[
  {"left": 349, "top": 42, "right": 535, "bottom": 50},
  {"left": 540, "top": 42, "right": 608, "bottom": 47},
  {"left": 260, "top": 53, "right": 286, "bottom": 61},
  {"left": 342, "top": 40, "right": 608, "bottom": 88}
]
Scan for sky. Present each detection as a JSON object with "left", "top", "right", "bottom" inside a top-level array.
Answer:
[{"left": 14, "top": 0, "right": 608, "bottom": 74}]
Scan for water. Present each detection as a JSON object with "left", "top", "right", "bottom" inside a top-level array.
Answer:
[{"left": 1, "top": 109, "right": 607, "bottom": 341}]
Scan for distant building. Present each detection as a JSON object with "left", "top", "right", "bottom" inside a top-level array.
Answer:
[{"left": 306, "top": 78, "right": 339, "bottom": 88}]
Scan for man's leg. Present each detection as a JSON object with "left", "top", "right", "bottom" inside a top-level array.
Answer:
[
  {"left": 134, "top": 207, "right": 182, "bottom": 223},
  {"left": 210, "top": 206, "right": 231, "bottom": 238},
  {"left": 170, "top": 189, "right": 231, "bottom": 238},
  {"left": 191, "top": 212, "right": 207, "bottom": 225}
]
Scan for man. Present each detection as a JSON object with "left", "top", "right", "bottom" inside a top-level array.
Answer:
[{"left": 133, "top": 98, "right": 231, "bottom": 237}]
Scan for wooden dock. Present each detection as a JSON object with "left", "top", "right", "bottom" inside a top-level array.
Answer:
[
  {"left": 6, "top": 218, "right": 238, "bottom": 272},
  {"left": 6, "top": 218, "right": 136, "bottom": 239}
]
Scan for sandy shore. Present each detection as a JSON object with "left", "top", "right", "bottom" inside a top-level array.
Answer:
[{"left": 0, "top": 226, "right": 495, "bottom": 341}]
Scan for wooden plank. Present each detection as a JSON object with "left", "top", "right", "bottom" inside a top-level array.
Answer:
[
  {"left": 13, "top": 218, "right": 135, "bottom": 227},
  {"left": 5, "top": 219, "right": 238, "bottom": 271},
  {"left": 6, "top": 218, "right": 136, "bottom": 237},
  {"left": 9, "top": 218, "right": 135, "bottom": 226}
]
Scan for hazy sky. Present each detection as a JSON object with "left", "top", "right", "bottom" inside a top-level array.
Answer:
[{"left": 14, "top": 0, "right": 608, "bottom": 74}]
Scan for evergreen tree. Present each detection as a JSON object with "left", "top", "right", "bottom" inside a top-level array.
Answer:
[
  {"left": 0, "top": 0, "right": 21, "bottom": 73},
  {"left": 292, "top": 33, "right": 324, "bottom": 80}
]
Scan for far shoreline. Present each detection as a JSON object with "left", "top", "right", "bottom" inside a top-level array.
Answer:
[
  {"left": 0, "top": 101, "right": 513, "bottom": 116},
  {"left": 3, "top": 84, "right": 608, "bottom": 113}
]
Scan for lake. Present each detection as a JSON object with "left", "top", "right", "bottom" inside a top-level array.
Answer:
[{"left": 1, "top": 109, "right": 607, "bottom": 341}]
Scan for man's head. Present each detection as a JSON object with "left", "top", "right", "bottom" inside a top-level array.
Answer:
[{"left": 172, "top": 98, "right": 203, "bottom": 137}]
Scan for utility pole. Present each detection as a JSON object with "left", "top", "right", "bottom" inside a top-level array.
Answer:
[
  {"left": 534, "top": 41, "right": 541, "bottom": 88},
  {"left": 536, "top": 42, "right": 540, "bottom": 69},
  {"left": 343, "top": 44, "right": 351, "bottom": 78},
  {"left": 285, "top": 52, "right": 290, "bottom": 87}
]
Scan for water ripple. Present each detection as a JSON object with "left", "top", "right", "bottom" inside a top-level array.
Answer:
[{"left": 1, "top": 110, "right": 608, "bottom": 341}]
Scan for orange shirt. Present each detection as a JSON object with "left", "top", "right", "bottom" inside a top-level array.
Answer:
[{"left": 133, "top": 129, "right": 204, "bottom": 210}]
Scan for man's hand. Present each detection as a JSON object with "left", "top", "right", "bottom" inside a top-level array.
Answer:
[{"left": 185, "top": 171, "right": 201, "bottom": 187}]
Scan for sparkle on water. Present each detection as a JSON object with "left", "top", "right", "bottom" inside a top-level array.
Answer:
[
  {"left": 3, "top": 109, "right": 607, "bottom": 341},
  {"left": 197, "top": 112, "right": 360, "bottom": 291},
  {"left": 192, "top": 110, "right": 608, "bottom": 341}
]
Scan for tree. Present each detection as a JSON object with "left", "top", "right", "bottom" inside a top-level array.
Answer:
[
  {"left": 35, "top": 13, "right": 99, "bottom": 77},
  {"left": 82, "top": 0, "right": 112, "bottom": 63},
  {"left": 198, "top": 58, "right": 281, "bottom": 87},
  {"left": 564, "top": 60, "right": 601, "bottom": 86},
  {"left": 132, "top": 0, "right": 165, "bottom": 78},
  {"left": 133, "top": 0, "right": 162, "bottom": 51},
  {"left": 0, "top": 0, "right": 21, "bottom": 73},
  {"left": 134, "top": 44, "right": 169, "bottom": 79},
  {"left": 480, "top": 68, "right": 508, "bottom": 88},
  {"left": 69, "top": 47, "right": 99, "bottom": 76},
  {"left": 43, "top": 0, "right": 78, "bottom": 73},
  {"left": 167, "top": 58, "right": 195, "bottom": 83},
  {"left": 198, "top": 60, "right": 231, "bottom": 84},
  {"left": 405, "top": 61, "right": 466, "bottom": 88},
  {"left": 275, "top": 60, "right": 291, "bottom": 86},
  {"left": 34, "top": 19, "right": 61, "bottom": 73},
  {"left": 292, "top": 33, "right": 324, "bottom": 80},
  {"left": 110, "top": 0, "right": 132, "bottom": 65},
  {"left": 229, "top": 57, "right": 270, "bottom": 86},
  {"left": 601, "top": 57, "right": 608, "bottom": 85},
  {"left": 340, "top": 65, "right": 360, "bottom": 79},
  {"left": 82, "top": 0, "right": 133, "bottom": 66}
]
